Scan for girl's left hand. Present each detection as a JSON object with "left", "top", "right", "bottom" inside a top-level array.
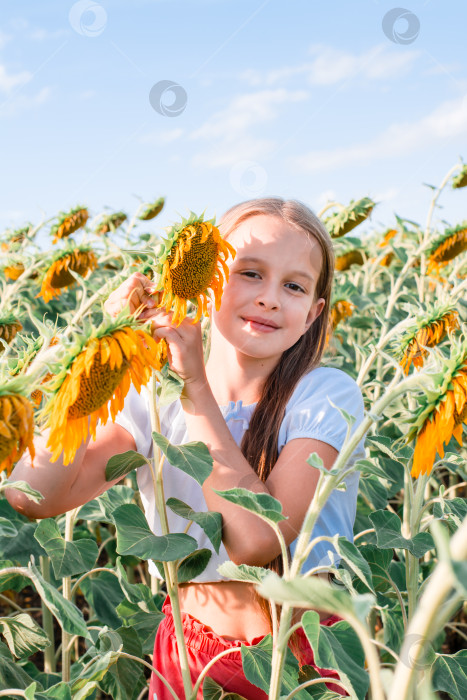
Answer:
[{"left": 139, "top": 306, "right": 206, "bottom": 387}]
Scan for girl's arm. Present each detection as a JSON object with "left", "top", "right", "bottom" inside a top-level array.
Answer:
[{"left": 6, "top": 422, "right": 136, "bottom": 519}]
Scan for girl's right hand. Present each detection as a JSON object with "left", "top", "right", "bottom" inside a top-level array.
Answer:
[{"left": 104, "top": 272, "right": 160, "bottom": 318}]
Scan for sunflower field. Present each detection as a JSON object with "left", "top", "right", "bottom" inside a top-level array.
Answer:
[{"left": 0, "top": 162, "right": 466, "bottom": 700}]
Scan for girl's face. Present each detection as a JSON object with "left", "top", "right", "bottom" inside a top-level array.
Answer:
[{"left": 212, "top": 214, "right": 325, "bottom": 364}]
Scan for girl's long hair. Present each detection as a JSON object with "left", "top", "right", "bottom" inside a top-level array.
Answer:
[{"left": 217, "top": 197, "right": 335, "bottom": 629}]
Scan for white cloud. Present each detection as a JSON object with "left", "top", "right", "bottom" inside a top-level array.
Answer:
[
  {"left": 240, "top": 43, "right": 421, "bottom": 87},
  {"left": 139, "top": 128, "right": 185, "bottom": 145},
  {"left": 0, "top": 64, "right": 32, "bottom": 93},
  {"left": 0, "top": 86, "right": 52, "bottom": 117},
  {"left": 290, "top": 96, "right": 467, "bottom": 173}
]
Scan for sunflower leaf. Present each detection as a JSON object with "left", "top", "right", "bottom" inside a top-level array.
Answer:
[
  {"left": 113, "top": 503, "right": 197, "bottom": 562},
  {"left": 34, "top": 519, "right": 98, "bottom": 578},
  {"left": 216, "top": 562, "right": 269, "bottom": 584},
  {"left": 0, "top": 613, "right": 50, "bottom": 659},
  {"left": 369, "top": 510, "right": 434, "bottom": 557},
  {"left": 152, "top": 431, "right": 213, "bottom": 485},
  {"left": 177, "top": 548, "right": 212, "bottom": 583},
  {"left": 213, "top": 487, "right": 286, "bottom": 526},
  {"left": 105, "top": 451, "right": 149, "bottom": 482},
  {"left": 432, "top": 650, "right": 467, "bottom": 700},
  {"left": 166, "top": 498, "right": 222, "bottom": 553},
  {"left": 0, "top": 480, "right": 43, "bottom": 503}
]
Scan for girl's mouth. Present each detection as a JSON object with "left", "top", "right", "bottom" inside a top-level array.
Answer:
[{"left": 242, "top": 317, "right": 279, "bottom": 332}]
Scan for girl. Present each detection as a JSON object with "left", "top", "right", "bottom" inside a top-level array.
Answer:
[{"left": 8, "top": 198, "right": 366, "bottom": 698}]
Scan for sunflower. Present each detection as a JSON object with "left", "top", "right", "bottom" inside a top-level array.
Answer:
[
  {"left": 139, "top": 197, "right": 165, "bottom": 221},
  {"left": 154, "top": 213, "right": 236, "bottom": 326},
  {"left": 378, "top": 228, "right": 398, "bottom": 248},
  {"left": 0, "top": 225, "right": 32, "bottom": 253},
  {"left": 409, "top": 338, "right": 467, "bottom": 477},
  {"left": 324, "top": 197, "right": 375, "bottom": 239},
  {"left": 37, "top": 246, "right": 98, "bottom": 302},
  {"left": 2, "top": 262, "right": 25, "bottom": 280},
  {"left": 50, "top": 207, "right": 89, "bottom": 243},
  {"left": 452, "top": 165, "right": 467, "bottom": 189},
  {"left": 95, "top": 211, "right": 128, "bottom": 235},
  {"left": 0, "top": 315, "right": 22, "bottom": 352},
  {"left": 334, "top": 238, "right": 366, "bottom": 272},
  {"left": 398, "top": 306, "right": 459, "bottom": 375},
  {"left": 0, "top": 381, "right": 35, "bottom": 476},
  {"left": 427, "top": 223, "right": 467, "bottom": 274},
  {"left": 41, "top": 317, "right": 165, "bottom": 465},
  {"left": 331, "top": 299, "right": 354, "bottom": 329}
]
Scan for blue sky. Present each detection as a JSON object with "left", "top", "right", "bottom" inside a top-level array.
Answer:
[{"left": 1, "top": 0, "right": 467, "bottom": 247}]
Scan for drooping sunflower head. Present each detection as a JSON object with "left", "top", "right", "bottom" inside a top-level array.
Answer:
[
  {"left": 427, "top": 222, "right": 467, "bottom": 274},
  {"left": 452, "top": 164, "right": 467, "bottom": 189},
  {"left": 334, "top": 237, "right": 366, "bottom": 271},
  {"left": 324, "top": 197, "right": 376, "bottom": 239},
  {"left": 1, "top": 255, "right": 25, "bottom": 281},
  {"left": 0, "top": 379, "right": 35, "bottom": 476},
  {"left": 408, "top": 336, "right": 467, "bottom": 478},
  {"left": 153, "top": 212, "right": 236, "bottom": 325},
  {"left": 0, "top": 314, "right": 22, "bottom": 353},
  {"left": 50, "top": 207, "right": 89, "bottom": 243},
  {"left": 330, "top": 298, "right": 355, "bottom": 330},
  {"left": 37, "top": 245, "right": 98, "bottom": 303},
  {"left": 95, "top": 211, "right": 128, "bottom": 235},
  {"left": 378, "top": 228, "right": 398, "bottom": 248},
  {"left": 40, "top": 315, "right": 166, "bottom": 464},
  {"left": 138, "top": 197, "right": 165, "bottom": 221},
  {"left": 0, "top": 225, "right": 33, "bottom": 253},
  {"left": 396, "top": 303, "right": 459, "bottom": 375}
]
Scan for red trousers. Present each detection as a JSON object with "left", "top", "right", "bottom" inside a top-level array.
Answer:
[{"left": 149, "top": 596, "right": 346, "bottom": 699}]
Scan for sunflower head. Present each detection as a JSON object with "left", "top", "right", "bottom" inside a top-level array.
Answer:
[
  {"left": 324, "top": 197, "right": 376, "bottom": 239},
  {"left": 396, "top": 303, "right": 459, "bottom": 375},
  {"left": 2, "top": 258, "right": 25, "bottom": 281},
  {"left": 408, "top": 337, "right": 467, "bottom": 478},
  {"left": 0, "top": 314, "right": 22, "bottom": 353},
  {"left": 330, "top": 298, "right": 355, "bottom": 329},
  {"left": 37, "top": 245, "right": 98, "bottom": 303},
  {"left": 151, "top": 212, "right": 236, "bottom": 325},
  {"left": 0, "top": 379, "right": 35, "bottom": 476},
  {"left": 138, "top": 197, "right": 165, "bottom": 221},
  {"left": 1, "top": 225, "right": 32, "bottom": 253},
  {"left": 334, "top": 237, "right": 366, "bottom": 271},
  {"left": 427, "top": 222, "right": 467, "bottom": 274},
  {"left": 40, "top": 315, "right": 165, "bottom": 464},
  {"left": 95, "top": 211, "right": 128, "bottom": 235},
  {"left": 378, "top": 228, "right": 398, "bottom": 248},
  {"left": 50, "top": 207, "right": 89, "bottom": 243},
  {"left": 452, "top": 164, "right": 467, "bottom": 189}
]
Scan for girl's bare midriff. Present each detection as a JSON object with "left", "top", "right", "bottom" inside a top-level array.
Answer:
[{"left": 178, "top": 579, "right": 330, "bottom": 642}]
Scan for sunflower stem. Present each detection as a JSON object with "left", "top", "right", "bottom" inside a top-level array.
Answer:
[
  {"left": 148, "top": 372, "right": 193, "bottom": 699},
  {"left": 39, "top": 556, "right": 56, "bottom": 674},
  {"left": 316, "top": 201, "right": 345, "bottom": 218},
  {"left": 61, "top": 508, "right": 78, "bottom": 683}
]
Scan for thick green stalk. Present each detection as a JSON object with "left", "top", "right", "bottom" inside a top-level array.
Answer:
[
  {"left": 39, "top": 556, "right": 56, "bottom": 674},
  {"left": 148, "top": 373, "right": 193, "bottom": 699},
  {"left": 61, "top": 508, "right": 77, "bottom": 682}
]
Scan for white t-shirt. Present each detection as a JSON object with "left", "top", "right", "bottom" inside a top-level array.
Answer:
[{"left": 115, "top": 366, "right": 366, "bottom": 582}]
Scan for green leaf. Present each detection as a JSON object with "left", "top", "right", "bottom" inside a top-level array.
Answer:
[
  {"left": 97, "top": 626, "right": 145, "bottom": 700},
  {"left": 203, "top": 676, "right": 247, "bottom": 699},
  {"left": 0, "top": 517, "right": 17, "bottom": 538},
  {"left": 0, "top": 612, "right": 50, "bottom": 658},
  {"left": 105, "top": 451, "right": 149, "bottom": 482},
  {"left": 156, "top": 365, "right": 184, "bottom": 406},
  {"left": 359, "top": 475, "right": 389, "bottom": 510},
  {"left": 355, "top": 545, "right": 394, "bottom": 593},
  {"left": 80, "top": 571, "right": 125, "bottom": 629},
  {"left": 29, "top": 564, "right": 90, "bottom": 639},
  {"left": 0, "top": 520, "right": 46, "bottom": 565},
  {"left": 369, "top": 510, "right": 434, "bottom": 557},
  {"left": 0, "top": 480, "right": 44, "bottom": 504},
  {"left": 177, "top": 548, "right": 211, "bottom": 583},
  {"left": 114, "top": 504, "right": 197, "bottom": 561},
  {"left": 34, "top": 519, "right": 98, "bottom": 578},
  {"left": 335, "top": 537, "right": 375, "bottom": 593},
  {"left": 115, "top": 558, "right": 153, "bottom": 606},
  {"left": 166, "top": 498, "right": 223, "bottom": 553},
  {"left": 213, "top": 487, "right": 286, "bottom": 527},
  {"left": 216, "top": 561, "right": 269, "bottom": 584},
  {"left": 116, "top": 599, "right": 163, "bottom": 654},
  {"left": 30, "top": 681, "right": 73, "bottom": 699},
  {"left": 78, "top": 485, "right": 135, "bottom": 523},
  {"left": 432, "top": 650, "right": 467, "bottom": 700},
  {"left": 0, "top": 639, "right": 38, "bottom": 690},
  {"left": 307, "top": 452, "right": 339, "bottom": 477},
  {"left": 302, "top": 610, "right": 369, "bottom": 700},
  {"left": 258, "top": 571, "right": 375, "bottom": 623},
  {"left": 152, "top": 431, "right": 213, "bottom": 485},
  {"left": 241, "top": 635, "right": 307, "bottom": 697},
  {"left": 0, "top": 559, "right": 30, "bottom": 593},
  {"left": 70, "top": 650, "right": 119, "bottom": 693},
  {"left": 366, "top": 435, "right": 411, "bottom": 462}
]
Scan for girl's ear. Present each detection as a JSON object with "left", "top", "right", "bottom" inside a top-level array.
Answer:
[{"left": 304, "top": 297, "right": 325, "bottom": 332}]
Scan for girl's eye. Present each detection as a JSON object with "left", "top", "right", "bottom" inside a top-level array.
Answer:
[
  {"left": 240, "top": 271, "right": 261, "bottom": 278},
  {"left": 286, "top": 282, "right": 305, "bottom": 293}
]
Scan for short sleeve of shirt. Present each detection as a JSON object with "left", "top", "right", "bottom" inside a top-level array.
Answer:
[
  {"left": 279, "top": 366, "right": 365, "bottom": 465},
  {"left": 114, "top": 384, "right": 152, "bottom": 458}
]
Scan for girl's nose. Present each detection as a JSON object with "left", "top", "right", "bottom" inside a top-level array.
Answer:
[{"left": 256, "top": 284, "right": 280, "bottom": 310}]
